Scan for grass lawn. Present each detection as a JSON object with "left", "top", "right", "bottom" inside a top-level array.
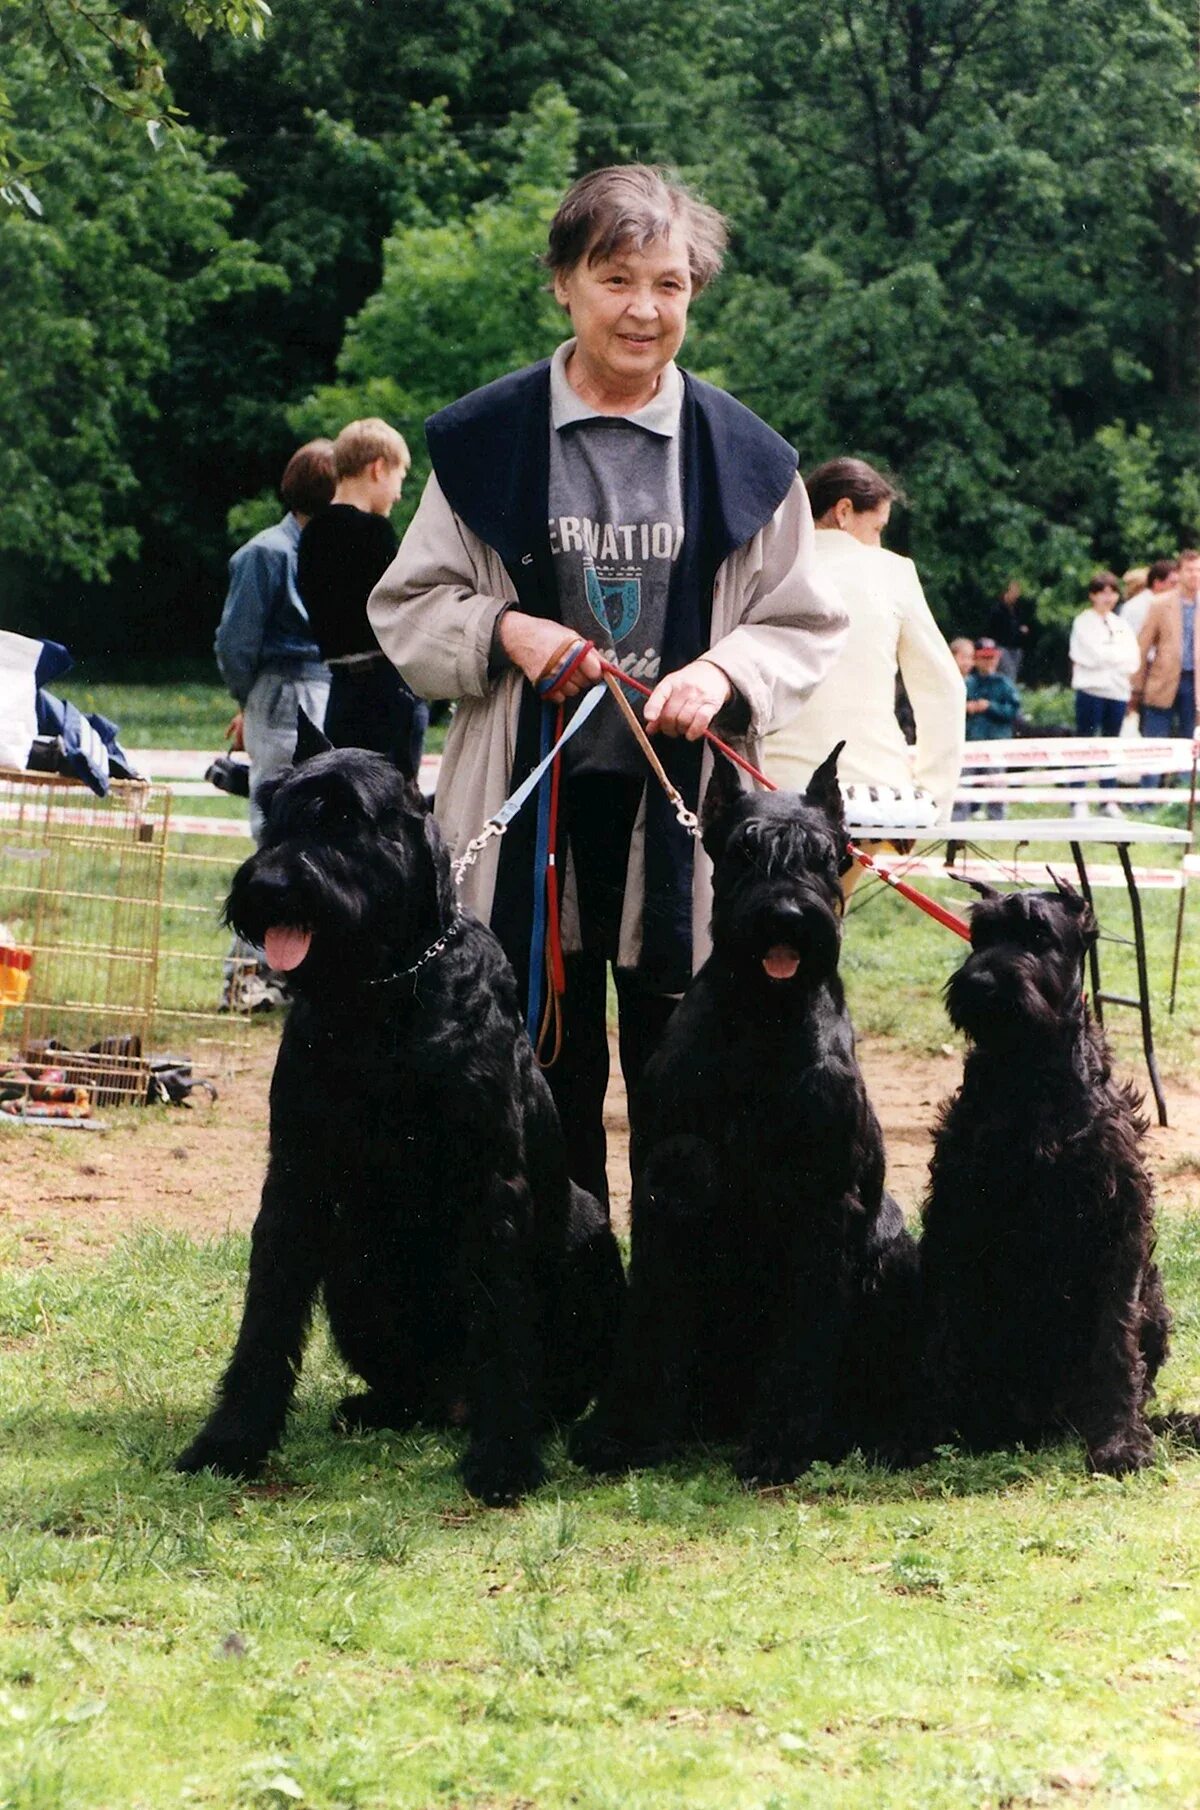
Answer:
[
  {"left": 3, "top": 1226, "right": 1200, "bottom": 1810},
  {"left": 2, "top": 679, "right": 1199, "bottom": 1807},
  {"left": 57, "top": 671, "right": 448, "bottom": 759}
]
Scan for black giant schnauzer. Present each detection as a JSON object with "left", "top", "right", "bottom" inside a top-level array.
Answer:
[
  {"left": 176, "top": 727, "right": 624, "bottom": 1504},
  {"left": 917, "top": 879, "right": 1184, "bottom": 1476},
  {"left": 570, "top": 745, "right": 919, "bottom": 1484}
]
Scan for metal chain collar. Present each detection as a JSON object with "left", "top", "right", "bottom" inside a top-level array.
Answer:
[{"left": 361, "top": 914, "right": 464, "bottom": 989}]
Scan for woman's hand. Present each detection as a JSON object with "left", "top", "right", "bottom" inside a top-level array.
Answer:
[
  {"left": 497, "top": 612, "right": 603, "bottom": 701},
  {"left": 644, "top": 658, "right": 733, "bottom": 739}
]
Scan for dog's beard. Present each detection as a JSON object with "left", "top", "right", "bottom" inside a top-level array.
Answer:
[
  {"left": 715, "top": 891, "right": 841, "bottom": 987},
  {"left": 946, "top": 956, "right": 1072, "bottom": 1044}
]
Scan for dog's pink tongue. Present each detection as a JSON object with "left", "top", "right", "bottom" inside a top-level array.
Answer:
[
  {"left": 763, "top": 945, "right": 801, "bottom": 981},
  {"left": 264, "top": 926, "right": 312, "bottom": 972}
]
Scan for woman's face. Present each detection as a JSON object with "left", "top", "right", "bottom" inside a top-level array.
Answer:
[
  {"left": 1091, "top": 585, "right": 1120, "bottom": 614},
  {"left": 554, "top": 226, "right": 693, "bottom": 395}
]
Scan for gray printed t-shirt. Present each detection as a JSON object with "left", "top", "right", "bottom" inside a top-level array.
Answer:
[{"left": 548, "top": 339, "right": 684, "bottom": 776}]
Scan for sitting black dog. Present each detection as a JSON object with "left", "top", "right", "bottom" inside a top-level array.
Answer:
[
  {"left": 570, "top": 746, "right": 919, "bottom": 1484},
  {"left": 917, "top": 879, "right": 1178, "bottom": 1476},
  {"left": 176, "top": 726, "right": 623, "bottom": 1505}
]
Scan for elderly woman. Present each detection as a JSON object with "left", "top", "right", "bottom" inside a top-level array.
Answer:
[
  {"left": 764, "top": 457, "right": 965, "bottom": 818},
  {"left": 368, "top": 165, "right": 847, "bottom": 1207}
]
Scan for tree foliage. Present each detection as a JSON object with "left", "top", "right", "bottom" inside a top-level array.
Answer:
[
  {"left": 678, "top": 0, "right": 1200, "bottom": 639},
  {"left": 285, "top": 86, "right": 578, "bottom": 538},
  {"left": 0, "top": 32, "right": 271, "bottom": 588},
  {"left": 4, "top": 0, "right": 1198, "bottom": 664},
  {"left": 0, "top": 0, "right": 271, "bottom": 207}
]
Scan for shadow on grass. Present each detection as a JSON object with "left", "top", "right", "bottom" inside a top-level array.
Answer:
[{"left": 6, "top": 1395, "right": 1199, "bottom": 1563}]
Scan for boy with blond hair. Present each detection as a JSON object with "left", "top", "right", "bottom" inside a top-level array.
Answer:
[{"left": 298, "top": 418, "right": 426, "bottom": 775}]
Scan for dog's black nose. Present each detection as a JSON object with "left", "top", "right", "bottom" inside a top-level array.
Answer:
[{"left": 244, "top": 866, "right": 293, "bottom": 907}]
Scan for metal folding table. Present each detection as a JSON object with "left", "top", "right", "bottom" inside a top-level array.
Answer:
[{"left": 843, "top": 813, "right": 1192, "bottom": 1128}]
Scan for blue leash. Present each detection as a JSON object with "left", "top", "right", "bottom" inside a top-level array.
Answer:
[
  {"left": 449, "top": 681, "right": 609, "bottom": 1040},
  {"left": 526, "top": 702, "right": 555, "bottom": 1035}
]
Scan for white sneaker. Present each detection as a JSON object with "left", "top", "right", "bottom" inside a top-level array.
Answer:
[
  {"left": 1101, "top": 800, "right": 1126, "bottom": 821},
  {"left": 1071, "top": 801, "right": 1090, "bottom": 820}
]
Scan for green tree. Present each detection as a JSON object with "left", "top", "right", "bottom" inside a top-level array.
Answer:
[
  {"left": 0, "top": 33, "right": 272, "bottom": 602},
  {"left": 0, "top": 0, "right": 272, "bottom": 208},
  {"left": 679, "top": 0, "right": 1200, "bottom": 649},
  {"left": 286, "top": 85, "right": 578, "bottom": 535}
]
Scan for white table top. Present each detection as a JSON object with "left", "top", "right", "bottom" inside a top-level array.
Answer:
[{"left": 847, "top": 816, "right": 1192, "bottom": 846}]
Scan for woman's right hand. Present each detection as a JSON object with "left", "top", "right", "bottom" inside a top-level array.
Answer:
[{"left": 497, "top": 612, "right": 603, "bottom": 702}]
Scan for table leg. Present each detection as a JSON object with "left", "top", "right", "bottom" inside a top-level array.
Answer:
[
  {"left": 1115, "top": 841, "right": 1168, "bottom": 1129},
  {"left": 1070, "top": 842, "right": 1104, "bottom": 1028}
]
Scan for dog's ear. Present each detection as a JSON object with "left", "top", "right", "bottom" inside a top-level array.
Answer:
[
  {"left": 1047, "top": 870, "right": 1097, "bottom": 941},
  {"left": 294, "top": 708, "right": 333, "bottom": 764},
  {"left": 804, "top": 742, "right": 846, "bottom": 833},
  {"left": 701, "top": 753, "right": 744, "bottom": 852},
  {"left": 1047, "top": 869, "right": 1085, "bottom": 908},
  {"left": 961, "top": 878, "right": 1000, "bottom": 900},
  {"left": 254, "top": 773, "right": 284, "bottom": 830}
]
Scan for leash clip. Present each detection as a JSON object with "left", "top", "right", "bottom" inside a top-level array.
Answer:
[
  {"left": 673, "top": 797, "right": 700, "bottom": 838},
  {"left": 451, "top": 819, "right": 505, "bottom": 888}
]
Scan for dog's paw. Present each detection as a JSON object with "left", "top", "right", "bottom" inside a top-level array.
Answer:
[
  {"left": 1088, "top": 1431, "right": 1154, "bottom": 1477},
  {"left": 174, "top": 1432, "right": 267, "bottom": 1480},
  {"left": 461, "top": 1441, "right": 546, "bottom": 1507},
  {"left": 332, "top": 1392, "right": 418, "bottom": 1435}
]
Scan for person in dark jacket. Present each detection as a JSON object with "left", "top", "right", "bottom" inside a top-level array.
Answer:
[
  {"left": 298, "top": 419, "right": 427, "bottom": 778},
  {"left": 986, "top": 580, "right": 1038, "bottom": 682}
]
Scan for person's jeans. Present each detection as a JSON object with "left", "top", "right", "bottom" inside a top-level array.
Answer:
[
  {"left": 244, "top": 665, "right": 331, "bottom": 843},
  {"left": 1140, "top": 675, "right": 1195, "bottom": 786},
  {"left": 1073, "top": 690, "right": 1126, "bottom": 792},
  {"left": 542, "top": 774, "right": 678, "bottom": 1212},
  {"left": 223, "top": 665, "right": 332, "bottom": 1006}
]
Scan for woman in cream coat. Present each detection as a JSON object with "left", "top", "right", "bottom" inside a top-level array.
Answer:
[{"left": 765, "top": 459, "right": 965, "bottom": 817}]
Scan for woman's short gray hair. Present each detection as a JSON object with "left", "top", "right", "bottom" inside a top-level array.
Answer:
[{"left": 546, "top": 165, "right": 728, "bottom": 292}]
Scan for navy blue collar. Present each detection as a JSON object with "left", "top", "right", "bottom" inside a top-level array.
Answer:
[{"left": 425, "top": 358, "right": 797, "bottom": 591}]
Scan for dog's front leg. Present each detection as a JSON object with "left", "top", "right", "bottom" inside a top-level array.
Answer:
[
  {"left": 568, "top": 1135, "right": 716, "bottom": 1475},
  {"left": 460, "top": 1180, "right": 547, "bottom": 1506},
  {"left": 175, "top": 1161, "right": 324, "bottom": 1478},
  {"left": 736, "top": 1214, "right": 853, "bottom": 1486}
]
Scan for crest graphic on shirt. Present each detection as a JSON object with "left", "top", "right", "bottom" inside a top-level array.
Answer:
[{"left": 585, "top": 566, "right": 642, "bottom": 643}]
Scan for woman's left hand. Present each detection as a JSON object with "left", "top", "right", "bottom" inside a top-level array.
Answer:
[{"left": 644, "top": 658, "right": 733, "bottom": 739}]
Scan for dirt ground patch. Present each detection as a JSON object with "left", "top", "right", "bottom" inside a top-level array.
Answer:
[{"left": 3, "top": 1026, "right": 1199, "bottom": 1265}]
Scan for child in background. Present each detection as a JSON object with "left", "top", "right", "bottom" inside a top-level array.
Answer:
[
  {"left": 964, "top": 637, "right": 1020, "bottom": 819},
  {"left": 298, "top": 418, "right": 427, "bottom": 778}
]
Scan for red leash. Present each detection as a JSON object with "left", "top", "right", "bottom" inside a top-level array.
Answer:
[{"left": 594, "top": 654, "right": 972, "bottom": 944}]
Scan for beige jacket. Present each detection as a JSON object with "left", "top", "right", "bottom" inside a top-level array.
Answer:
[
  {"left": 1133, "top": 593, "right": 1200, "bottom": 712},
  {"left": 763, "top": 530, "right": 966, "bottom": 813},
  {"left": 368, "top": 470, "right": 849, "bottom": 971}
]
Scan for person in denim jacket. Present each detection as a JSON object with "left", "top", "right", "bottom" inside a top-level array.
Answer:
[{"left": 215, "top": 440, "right": 335, "bottom": 842}]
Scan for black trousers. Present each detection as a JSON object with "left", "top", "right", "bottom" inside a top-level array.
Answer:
[
  {"left": 325, "top": 658, "right": 428, "bottom": 781},
  {"left": 543, "top": 775, "right": 679, "bottom": 1212}
]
